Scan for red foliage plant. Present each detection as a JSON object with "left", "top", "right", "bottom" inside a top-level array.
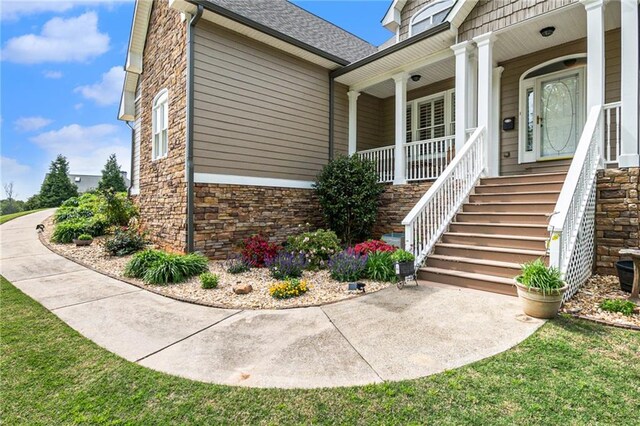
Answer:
[
  {"left": 241, "top": 234, "right": 281, "bottom": 267},
  {"left": 353, "top": 240, "right": 395, "bottom": 256}
]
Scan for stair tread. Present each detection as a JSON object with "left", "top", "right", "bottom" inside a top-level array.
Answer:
[
  {"left": 428, "top": 254, "right": 522, "bottom": 269},
  {"left": 442, "top": 232, "right": 548, "bottom": 241},
  {"left": 466, "top": 202, "right": 555, "bottom": 205},
  {"left": 451, "top": 222, "right": 548, "bottom": 228},
  {"left": 482, "top": 172, "right": 567, "bottom": 180},
  {"left": 476, "top": 181, "right": 565, "bottom": 188},
  {"left": 435, "top": 243, "right": 547, "bottom": 256},
  {"left": 419, "top": 266, "right": 516, "bottom": 285},
  {"left": 472, "top": 190, "right": 561, "bottom": 196},
  {"left": 458, "top": 212, "right": 551, "bottom": 216}
]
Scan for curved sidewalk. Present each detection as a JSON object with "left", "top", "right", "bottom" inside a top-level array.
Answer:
[{"left": 0, "top": 210, "right": 544, "bottom": 389}]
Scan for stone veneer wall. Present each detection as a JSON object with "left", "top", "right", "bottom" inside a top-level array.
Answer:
[
  {"left": 373, "top": 181, "right": 433, "bottom": 238},
  {"left": 595, "top": 168, "right": 639, "bottom": 275},
  {"left": 135, "top": 1, "right": 188, "bottom": 253},
  {"left": 193, "top": 184, "right": 323, "bottom": 259}
]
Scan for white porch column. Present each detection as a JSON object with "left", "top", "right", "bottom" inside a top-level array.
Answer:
[
  {"left": 473, "top": 32, "right": 498, "bottom": 176},
  {"left": 451, "top": 40, "right": 474, "bottom": 154},
  {"left": 347, "top": 90, "right": 360, "bottom": 155},
  {"left": 618, "top": 0, "right": 639, "bottom": 167},
  {"left": 492, "top": 66, "right": 505, "bottom": 173},
  {"left": 393, "top": 73, "right": 408, "bottom": 185},
  {"left": 582, "top": 0, "right": 605, "bottom": 111}
]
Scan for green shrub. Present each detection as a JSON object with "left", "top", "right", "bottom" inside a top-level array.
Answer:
[
  {"left": 100, "top": 189, "right": 137, "bottom": 226},
  {"left": 314, "top": 155, "right": 384, "bottom": 245},
  {"left": 77, "top": 234, "right": 93, "bottom": 241},
  {"left": 600, "top": 299, "right": 635, "bottom": 316},
  {"left": 200, "top": 272, "right": 219, "bottom": 289},
  {"left": 103, "top": 227, "right": 147, "bottom": 256},
  {"left": 125, "top": 250, "right": 209, "bottom": 285},
  {"left": 225, "top": 257, "right": 250, "bottom": 274},
  {"left": 124, "top": 250, "right": 168, "bottom": 278},
  {"left": 51, "top": 215, "right": 109, "bottom": 243},
  {"left": 390, "top": 249, "right": 415, "bottom": 263},
  {"left": 286, "top": 229, "right": 341, "bottom": 269},
  {"left": 516, "top": 259, "right": 565, "bottom": 295},
  {"left": 269, "top": 278, "right": 309, "bottom": 299},
  {"left": 365, "top": 251, "right": 397, "bottom": 282}
]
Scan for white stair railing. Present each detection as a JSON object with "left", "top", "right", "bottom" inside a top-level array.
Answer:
[
  {"left": 402, "top": 127, "right": 486, "bottom": 266},
  {"left": 356, "top": 145, "right": 395, "bottom": 183},
  {"left": 548, "top": 105, "right": 602, "bottom": 300}
]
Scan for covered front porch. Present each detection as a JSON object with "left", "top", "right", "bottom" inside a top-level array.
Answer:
[{"left": 332, "top": 0, "right": 636, "bottom": 184}]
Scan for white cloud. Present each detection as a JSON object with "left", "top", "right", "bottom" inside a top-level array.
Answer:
[
  {"left": 14, "top": 116, "right": 53, "bottom": 132},
  {"left": 31, "top": 124, "right": 131, "bottom": 176},
  {"left": 43, "top": 70, "right": 63, "bottom": 79},
  {"left": 1, "top": 12, "right": 110, "bottom": 64},
  {"left": 75, "top": 66, "right": 124, "bottom": 106},
  {"left": 74, "top": 103, "right": 84, "bottom": 110},
  {"left": 0, "top": 1, "right": 126, "bottom": 21},
  {"left": 0, "top": 156, "right": 40, "bottom": 200}
]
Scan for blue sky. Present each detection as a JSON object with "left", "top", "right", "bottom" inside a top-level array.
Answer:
[{"left": 1, "top": 0, "right": 392, "bottom": 200}]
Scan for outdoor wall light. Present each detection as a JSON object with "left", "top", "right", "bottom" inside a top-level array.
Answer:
[
  {"left": 540, "top": 26, "right": 555, "bottom": 37},
  {"left": 410, "top": 74, "right": 422, "bottom": 82}
]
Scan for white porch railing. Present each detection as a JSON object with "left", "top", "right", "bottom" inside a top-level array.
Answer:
[
  {"left": 603, "top": 101, "right": 621, "bottom": 165},
  {"left": 357, "top": 145, "right": 395, "bottom": 183},
  {"left": 405, "top": 136, "right": 455, "bottom": 181},
  {"left": 402, "top": 127, "right": 486, "bottom": 266},
  {"left": 548, "top": 105, "right": 602, "bottom": 301}
]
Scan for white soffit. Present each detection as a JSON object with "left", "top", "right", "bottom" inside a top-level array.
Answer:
[{"left": 334, "top": 30, "right": 454, "bottom": 89}]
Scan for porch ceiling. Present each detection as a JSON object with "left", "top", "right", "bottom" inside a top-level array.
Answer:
[{"left": 493, "top": 1, "right": 620, "bottom": 64}]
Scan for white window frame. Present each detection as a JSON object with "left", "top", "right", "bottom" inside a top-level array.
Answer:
[
  {"left": 406, "top": 88, "right": 455, "bottom": 142},
  {"left": 409, "top": 0, "right": 455, "bottom": 37},
  {"left": 518, "top": 54, "right": 587, "bottom": 164},
  {"left": 152, "top": 88, "right": 169, "bottom": 161}
]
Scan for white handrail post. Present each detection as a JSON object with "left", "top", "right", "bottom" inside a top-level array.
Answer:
[
  {"left": 393, "top": 73, "right": 408, "bottom": 185},
  {"left": 347, "top": 90, "right": 360, "bottom": 155},
  {"left": 618, "top": 0, "right": 639, "bottom": 167},
  {"left": 548, "top": 230, "right": 562, "bottom": 269},
  {"left": 405, "top": 224, "right": 414, "bottom": 254}
]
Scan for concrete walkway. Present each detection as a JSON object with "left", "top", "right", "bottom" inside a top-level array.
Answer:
[{"left": 0, "top": 210, "right": 544, "bottom": 389}]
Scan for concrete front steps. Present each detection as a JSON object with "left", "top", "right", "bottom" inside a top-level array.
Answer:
[{"left": 418, "top": 172, "right": 565, "bottom": 296}]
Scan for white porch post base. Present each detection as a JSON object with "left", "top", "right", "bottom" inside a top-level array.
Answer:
[
  {"left": 618, "top": 0, "right": 639, "bottom": 168},
  {"left": 393, "top": 73, "right": 408, "bottom": 185},
  {"left": 451, "top": 41, "right": 474, "bottom": 155},
  {"left": 473, "top": 32, "right": 497, "bottom": 176}
]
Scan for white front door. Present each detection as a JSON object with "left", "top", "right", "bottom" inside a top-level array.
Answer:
[{"left": 520, "top": 65, "right": 585, "bottom": 163}]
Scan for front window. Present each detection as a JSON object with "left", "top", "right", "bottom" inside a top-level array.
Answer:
[
  {"left": 152, "top": 89, "right": 168, "bottom": 160},
  {"left": 410, "top": 0, "right": 454, "bottom": 36}
]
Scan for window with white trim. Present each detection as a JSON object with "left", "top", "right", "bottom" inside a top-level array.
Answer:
[
  {"left": 152, "top": 89, "right": 168, "bottom": 160},
  {"left": 410, "top": 0, "right": 454, "bottom": 36},
  {"left": 406, "top": 89, "right": 455, "bottom": 141}
]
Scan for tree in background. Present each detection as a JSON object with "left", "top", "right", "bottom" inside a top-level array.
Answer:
[
  {"left": 0, "top": 182, "right": 26, "bottom": 215},
  {"left": 98, "top": 154, "right": 127, "bottom": 193},
  {"left": 38, "top": 155, "right": 79, "bottom": 208}
]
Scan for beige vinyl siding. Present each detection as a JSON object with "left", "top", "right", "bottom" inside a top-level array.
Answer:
[
  {"left": 333, "top": 82, "right": 349, "bottom": 156},
  {"left": 131, "top": 85, "right": 141, "bottom": 192},
  {"left": 192, "top": 22, "right": 331, "bottom": 181},
  {"left": 379, "top": 77, "right": 455, "bottom": 145},
  {"left": 498, "top": 29, "right": 620, "bottom": 175},
  {"left": 399, "top": 0, "right": 438, "bottom": 42},
  {"left": 458, "top": 0, "right": 578, "bottom": 42}
]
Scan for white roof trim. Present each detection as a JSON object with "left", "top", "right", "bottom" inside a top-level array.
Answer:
[{"left": 118, "top": 0, "right": 153, "bottom": 121}]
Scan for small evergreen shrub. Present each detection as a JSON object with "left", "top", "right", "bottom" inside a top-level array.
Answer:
[
  {"left": 353, "top": 240, "right": 395, "bottom": 256},
  {"left": 600, "top": 299, "right": 635, "bottom": 316},
  {"left": 51, "top": 215, "right": 109, "bottom": 243},
  {"left": 328, "top": 249, "right": 368, "bottom": 282},
  {"left": 286, "top": 229, "right": 341, "bottom": 269},
  {"left": 390, "top": 249, "right": 415, "bottom": 263},
  {"left": 266, "top": 252, "right": 307, "bottom": 280},
  {"left": 365, "top": 251, "right": 396, "bottom": 282},
  {"left": 269, "top": 278, "right": 309, "bottom": 299},
  {"left": 103, "top": 227, "right": 147, "bottom": 256},
  {"left": 314, "top": 155, "right": 384, "bottom": 245},
  {"left": 225, "top": 257, "right": 250, "bottom": 274},
  {"left": 240, "top": 234, "right": 280, "bottom": 267},
  {"left": 200, "top": 272, "right": 219, "bottom": 289},
  {"left": 77, "top": 234, "right": 93, "bottom": 241},
  {"left": 99, "top": 189, "right": 138, "bottom": 226}
]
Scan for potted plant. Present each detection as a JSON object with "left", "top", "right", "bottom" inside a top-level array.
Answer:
[
  {"left": 73, "top": 233, "right": 94, "bottom": 247},
  {"left": 390, "top": 249, "right": 415, "bottom": 278},
  {"left": 515, "top": 259, "right": 568, "bottom": 319}
]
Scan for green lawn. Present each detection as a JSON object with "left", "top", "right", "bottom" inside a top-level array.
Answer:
[
  {"left": 0, "top": 209, "right": 47, "bottom": 225},
  {"left": 1, "top": 275, "right": 639, "bottom": 425}
]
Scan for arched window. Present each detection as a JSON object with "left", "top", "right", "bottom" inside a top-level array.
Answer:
[
  {"left": 409, "top": 0, "right": 454, "bottom": 36},
  {"left": 152, "top": 89, "right": 169, "bottom": 160}
]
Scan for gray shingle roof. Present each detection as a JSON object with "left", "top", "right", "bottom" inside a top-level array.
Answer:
[{"left": 204, "top": 0, "right": 378, "bottom": 63}]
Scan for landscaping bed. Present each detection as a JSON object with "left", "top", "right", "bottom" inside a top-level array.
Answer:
[
  {"left": 561, "top": 274, "right": 640, "bottom": 329},
  {"left": 40, "top": 216, "right": 392, "bottom": 309}
]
